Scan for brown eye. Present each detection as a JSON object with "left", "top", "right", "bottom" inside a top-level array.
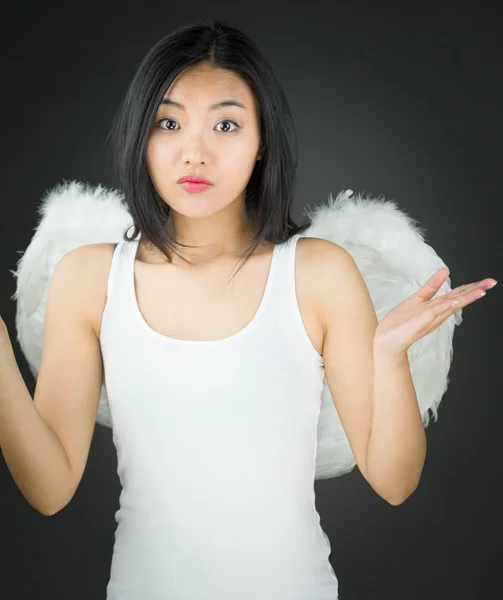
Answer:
[
  {"left": 156, "top": 118, "right": 178, "bottom": 130},
  {"left": 215, "top": 120, "right": 240, "bottom": 132},
  {"left": 155, "top": 118, "right": 240, "bottom": 132}
]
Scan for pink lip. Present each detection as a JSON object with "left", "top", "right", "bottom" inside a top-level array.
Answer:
[
  {"left": 178, "top": 176, "right": 213, "bottom": 184},
  {"left": 179, "top": 181, "right": 213, "bottom": 193}
]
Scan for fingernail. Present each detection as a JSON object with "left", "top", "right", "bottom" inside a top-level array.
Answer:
[{"left": 489, "top": 281, "right": 498, "bottom": 288}]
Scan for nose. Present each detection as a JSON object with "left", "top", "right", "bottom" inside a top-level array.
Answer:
[{"left": 180, "top": 130, "right": 210, "bottom": 166}]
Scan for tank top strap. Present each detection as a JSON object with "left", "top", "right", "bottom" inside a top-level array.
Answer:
[
  {"left": 265, "top": 232, "right": 303, "bottom": 311},
  {"left": 264, "top": 233, "right": 324, "bottom": 365},
  {"left": 268, "top": 233, "right": 302, "bottom": 293},
  {"left": 105, "top": 235, "right": 140, "bottom": 311}
]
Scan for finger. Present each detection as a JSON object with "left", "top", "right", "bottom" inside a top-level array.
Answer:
[
  {"left": 410, "top": 295, "right": 457, "bottom": 340},
  {"left": 443, "top": 283, "right": 478, "bottom": 301},
  {"left": 417, "top": 268, "right": 451, "bottom": 301},
  {"left": 423, "top": 282, "right": 493, "bottom": 337},
  {"left": 444, "top": 280, "right": 495, "bottom": 303},
  {"left": 418, "top": 305, "right": 459, "bottom": 339},
  {"left": 433, "top": 287, "right": 487, "bottom": 318},
  {"left": 439, "top": 278, "right": 496, "bottom": 303},
  {"left": 419, "top": 294, "right": 463, "bottom": 331}
]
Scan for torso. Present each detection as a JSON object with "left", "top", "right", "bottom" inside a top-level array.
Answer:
[{"left": 86, "top": 236, "right": 327, "bottom": 357}]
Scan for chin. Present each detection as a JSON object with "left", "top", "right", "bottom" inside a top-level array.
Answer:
[{"left": 176, "top": 200, "right": 227, "bottom": 219}]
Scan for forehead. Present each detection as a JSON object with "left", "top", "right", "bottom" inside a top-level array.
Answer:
[{"left": 162, "top": 64, "right": 255, "bottom": 106}]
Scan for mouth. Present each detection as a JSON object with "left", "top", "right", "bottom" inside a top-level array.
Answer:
[
  {"left": 177, "top": 176, "right": 213, "bottom": 184},
  {"left": 178, "top": 180, "right": 214, "bottom": 193}
]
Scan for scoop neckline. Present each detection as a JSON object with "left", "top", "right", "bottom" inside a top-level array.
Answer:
[{"left": 127, "top": 235, "right": 281, "bottom": 346}]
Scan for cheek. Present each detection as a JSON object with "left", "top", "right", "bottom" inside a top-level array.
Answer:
[
  {"left": 148, "top": 137, "right": 167, "bottom": 159},
  {"left": 223, "top": 140, "right": 259, "bottom": 171},
  {"left": 146, "top": 140, "right": 172, "bottom": 179}
]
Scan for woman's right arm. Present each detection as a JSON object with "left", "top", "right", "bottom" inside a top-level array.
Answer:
[{"left": 0, "top": 246, "right": 104, "bottom": 516}]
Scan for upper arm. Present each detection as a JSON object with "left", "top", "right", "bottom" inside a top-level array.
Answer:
[
  {"left": 33, "top": 245, "right": 104, "bottom": 509},
  {"left": 316, "top": 240, "right": 379, "bottom": 481}
]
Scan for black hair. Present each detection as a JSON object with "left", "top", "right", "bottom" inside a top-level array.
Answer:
[{"left": 106, "top": 18, "right": 310, "bottom": 283}]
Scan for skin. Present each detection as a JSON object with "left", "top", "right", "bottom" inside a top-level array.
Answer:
[
  {"left": 144, "top": 62, "right": 266, "bottom": 269},
  {"left": 374, "top": 268, "right": 498, "bottom": 359}
]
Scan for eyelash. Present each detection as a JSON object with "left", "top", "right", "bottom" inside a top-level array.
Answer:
[{"left": 155, "top": 118, "right": 241, "bottom": 132}]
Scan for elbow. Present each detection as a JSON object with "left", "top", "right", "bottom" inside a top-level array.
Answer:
[
  {"left": 24, "top": 495, "right": 61, "bottom": 517},
  {"left": 386, "top": 482, "right": 420, "bottom": 506},
  {"left": 41, "top": 504, "right": 64, "bottom": 517},
  {"left": 42, "top": 505, "right": 60, "bottom": 516},
  {"left": 44, "top": 497, "right": 71, "bottom": 516},
  {"left": 36, "top": 502, "right": 59, "bottom": 517},
  {"left": 387, "top": 495, "right": 407, "bottom": 506},
  {"left": 37, "top": 494, "right": 72, "bottom": 517},
  {"left": 30, "top": 502, "right": 57, "bottom": 517}
]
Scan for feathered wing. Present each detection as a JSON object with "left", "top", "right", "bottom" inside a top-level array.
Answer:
[
  {"left": 11, "top": 181, "right": 462, "bottom": 480},
  {"left": 10, "top": 179, "right": 133, "bottom": 428},
  {"left": 301, "top": 190, "right": 462, "bottom": 479}
]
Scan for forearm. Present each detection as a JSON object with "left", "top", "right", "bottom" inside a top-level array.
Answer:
[
  {"left": 0, "top": 337, "right": 73, "bottom": 516},
  {"left": 365, "top": 344, "right": 427, "bottom": 505}
]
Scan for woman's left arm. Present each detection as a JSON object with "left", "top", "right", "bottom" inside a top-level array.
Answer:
[
  {"left": 316, "top": 237, "right": 497, "bottom": 505},
  {"left": 365, "top": 348, "right": 426, "bottom": 505},
  {"left": 368, "top": 269, "right": 497, "bottom": 504}
]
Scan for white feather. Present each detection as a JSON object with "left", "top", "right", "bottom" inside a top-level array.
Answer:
[
  {"left": 302, "top": 190, "right": 462, "bottom": 478},
  {"left": 10, "top": 181, "right": 462, "bottom": 480}
]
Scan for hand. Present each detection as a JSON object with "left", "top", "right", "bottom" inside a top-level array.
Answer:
[{"left": 373, "top": 268, "right": 498, "bottom": 358}]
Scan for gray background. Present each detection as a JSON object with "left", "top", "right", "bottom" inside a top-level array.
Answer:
[{"left": 0, "top": 2, "right": 500, "bottom": 598}]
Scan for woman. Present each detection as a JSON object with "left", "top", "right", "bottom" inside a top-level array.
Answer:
[
  {"left": 101, "top": 19, "right": 342, "bottom": 597},
  {"left": 0, "top": 18, "right": 496, "bottom": 600}
]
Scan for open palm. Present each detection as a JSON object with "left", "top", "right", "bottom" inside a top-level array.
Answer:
[{"left": 374, "top": 268, "right": 497, "bottom": 358}]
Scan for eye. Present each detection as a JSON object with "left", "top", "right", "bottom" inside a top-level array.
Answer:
[
  {"left": 215, "top": 120, "right": 240, "bottom": 132},
  {"left": 155, "top": 118, "right": 240, "bottom": 132}
]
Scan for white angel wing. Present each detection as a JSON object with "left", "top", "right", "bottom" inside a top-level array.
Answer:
[
  {"left": 10, "top": 179, "right": 133, "bottom": 428},
  {"left": 302, "top": 190, "right": 463, "bottom": 480},
  {"left": 11, "top": 181, "right": 462, "bottom": 480}
]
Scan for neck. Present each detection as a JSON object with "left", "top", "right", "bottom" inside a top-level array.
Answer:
[{"left": 164, "top": 209, "right": 258, "bottom": 266}]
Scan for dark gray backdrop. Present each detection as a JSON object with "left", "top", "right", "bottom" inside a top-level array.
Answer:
[{"left": 1, "top": 2, "right": 500, "bottom": 599}]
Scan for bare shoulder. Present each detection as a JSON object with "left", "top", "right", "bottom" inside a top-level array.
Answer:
[
  {"left": 296, "top": 235, "right": 350, "bottom": 266},
  {"left": 60, "top": 243, "right": 117, "bottom": 340},
  {"left": 295, "top": 235, "right": 369, "bottom": 326},
  {"left": 293, "top": 236, "right": 346, "bottom": 344},
  {"left": 295, "top": 234, "right": 351, "bottom": 291}
]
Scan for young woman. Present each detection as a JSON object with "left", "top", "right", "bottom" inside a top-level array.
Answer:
[
  {"left": 97, "top": 20, "right": 344, "bottom": 598},
  {"left": 0, "top": 18, "right": 496, "bottom": 600}
]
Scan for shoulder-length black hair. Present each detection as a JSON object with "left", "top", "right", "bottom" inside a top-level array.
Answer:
[{"left": 106, "top": 18, "right": 309, "bottom": 281}]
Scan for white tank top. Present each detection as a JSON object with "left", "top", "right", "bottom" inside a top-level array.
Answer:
[{"left": 99, "top": 232, "right": 339, "bottom": 599}]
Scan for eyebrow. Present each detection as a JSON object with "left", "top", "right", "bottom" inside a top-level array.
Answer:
[{"left": 159, "top": 98, "right": 247, "bottom": 111}]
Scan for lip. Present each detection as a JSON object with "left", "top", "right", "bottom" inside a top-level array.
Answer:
[
  {"left": 179, "top": 181, "right": 213, "bottom": 193},
  {"left": 177, "top": 176, "right": 213, "bottom": 185}
]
